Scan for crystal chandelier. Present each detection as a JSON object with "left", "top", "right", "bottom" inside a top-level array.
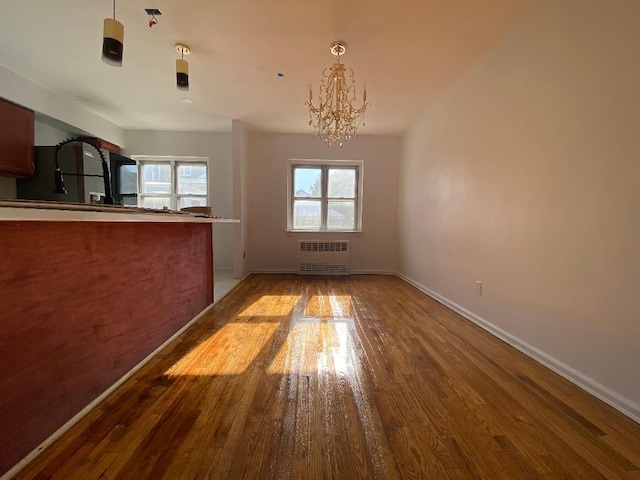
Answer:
[{"left": 306, "top": 42, "right": 370, "bottom": 147}]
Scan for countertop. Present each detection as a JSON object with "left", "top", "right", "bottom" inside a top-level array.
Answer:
[{"left": 0, "top": 200, "right": 240, "bottom": 223}]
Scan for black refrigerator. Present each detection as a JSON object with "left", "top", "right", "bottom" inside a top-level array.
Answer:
[
  {"left": 17, "top": 146, "right": 137, "bottom": 205},
  {"left": 17, "top": 144, "right": 109, "bottom": 203}
]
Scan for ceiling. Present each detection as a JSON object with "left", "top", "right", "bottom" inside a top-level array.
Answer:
[{"left": 0, "top": 0, "right": 537, "bottom": 135}]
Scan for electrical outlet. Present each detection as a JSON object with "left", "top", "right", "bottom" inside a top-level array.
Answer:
[{"left": 475, "top": 281, "right": 483, "bottom": 295}]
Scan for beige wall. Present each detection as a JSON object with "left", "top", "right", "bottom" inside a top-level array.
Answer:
[
  {"left": 124, "top": 130, "right": 234, "bottom": 270},
  {"left": 247, "top": 133, "right": 400, "bottom": 273},
  {"left": 399, "top": 0, "right": 640, "bottom": 419}
]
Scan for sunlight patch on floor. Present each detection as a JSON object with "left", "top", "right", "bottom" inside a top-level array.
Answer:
[
  {"left": 266, "top": 299, "right": 355, "bottom": 375},
  {"left": 237, "top": 294, "right": 301, "bottom": 318},
  {"left": 164, "top": 321, "right": 280, "bottom": 376},
  {"left": 304, "top": 295, "right": 352, "bottom": 317}
]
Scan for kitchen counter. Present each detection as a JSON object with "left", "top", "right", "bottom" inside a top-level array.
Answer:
[
  {"left": 0, "top": 199, "right": 240, "bottom": 223},
  {"left": 1, "top": 204, "right": 220, "bottom": 472}
]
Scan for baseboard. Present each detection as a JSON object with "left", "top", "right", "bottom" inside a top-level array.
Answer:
[
  {"left": 349, "top": 269, "right": 396, "bottom": 275},
  {"left": 251, "top": 269, "right": 297, "bottom": 274},
  {"left": 250, "top": 269, "right": 396, "bottom": 275},
  {"left": 1, "top": 274, "right": 252, "bottom": 480},
  {"left": 395, "top": 272, "right": 640, "bottom": 425}
]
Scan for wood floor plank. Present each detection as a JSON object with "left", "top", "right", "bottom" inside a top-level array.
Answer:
[{"left": 11, "top": 274, "right": 640, "bottom": 480}]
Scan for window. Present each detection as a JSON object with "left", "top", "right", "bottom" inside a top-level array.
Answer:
[
  {"left": 288, "top": 160, "right": 363, "bottom": 232},
  {"left": 133, "top": 156, "right": 208, "bottom": 210}
]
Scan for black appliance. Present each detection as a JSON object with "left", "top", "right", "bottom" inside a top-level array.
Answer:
[{"left": 17, "top": 142, "right": 137, "bottom": 205}]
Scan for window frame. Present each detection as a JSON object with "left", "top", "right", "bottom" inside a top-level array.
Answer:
[
  {"left": 131, "top": 155, "right": 209, "bottom": 210},
  {"left": 287, "top": 159, "right": 364, "bottom": 232}
]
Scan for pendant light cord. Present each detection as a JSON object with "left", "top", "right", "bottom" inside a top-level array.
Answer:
[{"left": 113, "top": 0, "right": 116, "bottom": 19}]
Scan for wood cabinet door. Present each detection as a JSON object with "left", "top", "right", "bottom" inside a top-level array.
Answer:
[{"left": 0, "top": 97, "right": 35, "bottom": 177}]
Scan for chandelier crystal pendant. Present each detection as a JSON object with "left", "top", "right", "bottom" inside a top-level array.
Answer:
[{"left": 306, "top": 42, "right": 369, "bottom": 147}]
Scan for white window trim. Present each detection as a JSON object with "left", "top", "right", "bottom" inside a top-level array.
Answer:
[
  {"left": 131, "top": 155, "right": 209, "bottom": 210},
  {"left": 287, "top": 159, "right": 364, "bottom": 232}
]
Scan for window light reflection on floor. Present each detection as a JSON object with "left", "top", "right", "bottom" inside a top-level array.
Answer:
[
  {"left": 165, "top": 294, "right": 355, "bottom": 377},
  {"left": 237, "top": 295, "right": 302, "bottom": 317},
  {"left": 164, "top": 322, "right": 280, "bottom": 376},
  {"left": 267, "top": 294, "right": 355, "bottom": 376},
  {"left": 303, "top": 295, "right": 352, "bottom": 318},
  {"left": 265, "top": 320, "right": 357, "bottom": 376},
  {"left": 164, "top": 294, "right": 300, "bottom": 377}
]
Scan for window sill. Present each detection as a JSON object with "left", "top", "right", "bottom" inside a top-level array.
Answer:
[{"left": 286, "top": 229, "right": 363, "bottom": 236}]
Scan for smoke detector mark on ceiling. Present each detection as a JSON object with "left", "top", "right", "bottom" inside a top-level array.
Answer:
[{"left": 146, "top": 8, "right": 161, "bottom": 28}]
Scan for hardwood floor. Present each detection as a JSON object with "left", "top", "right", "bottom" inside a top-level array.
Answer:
[{"left": 13, "top": 275, "right": 640, "bottom": 479}]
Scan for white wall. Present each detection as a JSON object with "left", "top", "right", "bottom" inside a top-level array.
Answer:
[
  {"left": 247, "top": 133, "right": 400, "bottom": 273},
  {"left": 34, "top": 120, "right": 71, "bottom": 146},
  {"left": 124, "top": 130, "right": 234, "bottom": 270},
  {"left": 399, "top": 0, "right": 640, "bottom": 419},
  {"left": 232, "top": 120, "right": 249, "bottom": 279}
]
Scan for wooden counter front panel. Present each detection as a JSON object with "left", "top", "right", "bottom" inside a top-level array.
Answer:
[{"left": 0, "top": 221, "right": 213, "bottom": 475}]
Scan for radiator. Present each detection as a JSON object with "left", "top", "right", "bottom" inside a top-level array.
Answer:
[{"left": 297, "top": 240, "right": 350, "bottom": 275}]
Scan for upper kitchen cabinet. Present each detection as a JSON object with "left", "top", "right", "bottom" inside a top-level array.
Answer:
[
  {"left": 0, "top": 97, "right": 35, "bottom": 177},
  {"left": 79, "top": 136, "right": 121, "bottom": 155}
]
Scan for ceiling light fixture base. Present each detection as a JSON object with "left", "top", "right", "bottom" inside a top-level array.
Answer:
[
  {"left": 175, "top": 43, "right": 191, "bottom": 56},
  {"left": 330, "top": 41, "right": 346, "bottom": 57}
]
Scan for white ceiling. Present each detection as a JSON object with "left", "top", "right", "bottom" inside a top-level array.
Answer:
[{"left": 0, "top": 0, "right": 537, "bottom": 135}]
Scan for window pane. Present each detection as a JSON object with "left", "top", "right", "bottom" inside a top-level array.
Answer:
[
  {"left": 327, "top": 200, "right": 355, "bottom": 230},
  {"left": 293, "top": 200, "right": 322, "bottom": 229},
  {"left": 119, "top": 165, "right": 138, "bottom": 194},
  {"left": 294, "top": 168, "right": 322, "bottom": 198},
  {"left": 178, "top": 196, "right": 207, "bottom": 208},
  {"left": 328, "top": 168, "right": 356, "bottom": 198},
  {"left": 142, "top": 196, "right": 170, "bottom": 209},
  {"left": 141, "top": 164, "right": 171, "bottom": 193},
  {"left": 177, "top": 163, "right": 207, "bottom": 194}
]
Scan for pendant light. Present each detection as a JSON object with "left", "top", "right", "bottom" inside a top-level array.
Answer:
[
  {"left": 175, "top": 44, "right": 190, "bottom": 91},
  {"left": 102, "top": 0, "right": 124, "bottom": 67}
]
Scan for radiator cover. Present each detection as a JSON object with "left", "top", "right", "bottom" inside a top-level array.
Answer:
[{"left": 297, "top": 240, "right": 350, "bottom": 275}]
